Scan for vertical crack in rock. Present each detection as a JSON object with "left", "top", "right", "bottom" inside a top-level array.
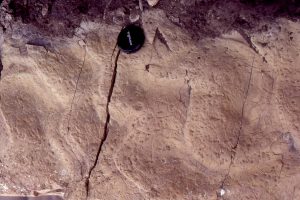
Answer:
[
  {"left": 67, "top": 47, "right": 87, "bottom": 131},
  {"left": 181, "top": 71, "right": 192, "bottom": 135},
  {"left": 278, "top": 154, "right": 284, "bottom": 179},
  {"left": 64, "top": 46, "right": 88, "bottom": 179},
  {"left": 292, "top": 186, "right": 296, "bottom": 200},
  {"left": 0, "top": 58, "right": 3, "bottom": 79},
  {"left": 219, "top": 54, "right": 255, "bottom": 191},
  {"left": 85, "top": 48, "right": 121, "bottom": 199}
]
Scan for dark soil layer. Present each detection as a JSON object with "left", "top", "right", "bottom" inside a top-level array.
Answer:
[
  {"left": 5, "top": 0, "right": 300, "bottom": 38},
  {"left": 159, "top": 0, "right": 300, "bottom": 39}
]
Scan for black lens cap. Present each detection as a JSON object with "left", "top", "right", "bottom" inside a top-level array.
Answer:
[{"left": 117, "top": 24, "right": 145, "bottom": 54}]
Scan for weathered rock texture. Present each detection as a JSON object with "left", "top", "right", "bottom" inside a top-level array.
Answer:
[{"left": 0, "top": 6, "right": 300, "bottom": 200}]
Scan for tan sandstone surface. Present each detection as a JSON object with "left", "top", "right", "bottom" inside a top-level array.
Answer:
[{"left": 0, "top": 8, "right": 300, "bottom": 200}]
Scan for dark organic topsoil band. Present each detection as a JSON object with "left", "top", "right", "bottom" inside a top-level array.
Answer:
[{"left": 0, "top": 196, "right": 63, "bottom": 200}]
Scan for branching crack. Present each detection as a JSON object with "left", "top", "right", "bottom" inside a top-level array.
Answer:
[
  {"left": 219, "top": 55, "right": 255, "bottom": 190},
  {"left": 84, "top": 47, "right": 121, "bottom": 199}
]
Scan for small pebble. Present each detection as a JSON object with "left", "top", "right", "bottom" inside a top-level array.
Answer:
[{"left": 129, "top": 9, "right": 140, "bottom": 23}]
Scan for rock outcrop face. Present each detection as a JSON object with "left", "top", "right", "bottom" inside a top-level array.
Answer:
[{"left": 0, "top": 7, "right": 299, "bottom": 200}]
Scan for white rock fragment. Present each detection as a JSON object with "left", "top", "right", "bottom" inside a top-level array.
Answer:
[
  {"left": 5, "top": 13, "right": 12, "bottom": 21},
  {"left": 220, "top": 189, "right": 225, "bottom": 196},
  {"left": 41, "top": 4, "right": 48, "bottom": 16},
  {"left": 147, "top": 0, "right": 160, "bottom": 7},
  {"left": 217, "top": 188, "right": 226, "bottom": 197},
  {"left": 0, "top": 183, "right": 8, "bottom": 192}
]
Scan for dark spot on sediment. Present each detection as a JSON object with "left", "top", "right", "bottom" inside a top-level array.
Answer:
[{"left": 145, "top": 64, "right": 150, "bottom": 72}]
